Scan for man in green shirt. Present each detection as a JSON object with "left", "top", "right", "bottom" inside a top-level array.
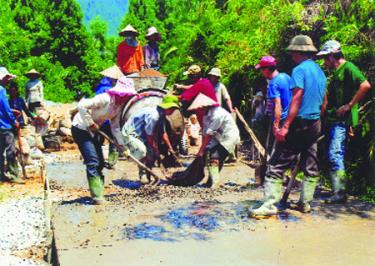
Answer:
[{"left": 317, "top": 40, "right": 372, "bottom": 203}]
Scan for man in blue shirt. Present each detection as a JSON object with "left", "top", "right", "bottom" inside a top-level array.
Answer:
[
  {"left": 0, "top": 67, "right": 25, "bottom": 184},
  {"left": 249, "top": 35, "right": 327, "bottom": 217},
  {"left": 256, "top": 56, "right": 292, "bottom": 147},
  {"left": 255, "top": 55, "right": 292, "bottom": 185}
]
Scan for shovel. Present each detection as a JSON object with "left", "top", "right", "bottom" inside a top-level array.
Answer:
[
  {"left": 97, "top": 130, "right": 164, "bottom": 186},
  {"left": 13, "top": 112, "right": 27, "bottom": 180}
]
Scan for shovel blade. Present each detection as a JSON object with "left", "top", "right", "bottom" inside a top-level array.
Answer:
[{"left": 168, "top": 156, "right": 205, "bottom": 186}]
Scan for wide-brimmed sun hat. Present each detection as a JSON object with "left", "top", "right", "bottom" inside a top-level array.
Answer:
[
  {"left": 183, "top": 65, "right": 201, "bottom": 76},
  {"left": 208, "top": 67, "right": 222, "bottom": 77},
  {"left": 100, "top": 65, "right": 124, "bottom": 80},
  {"left": 158, "top": 95, "right": 180, "bottom": 110},
  {"left": 119, "top": 24, "right": 139, "bottom": 37},
  {"left": 188, "top": 93, "right": 218, "bottom": 111},
  {"left": 286, "top": 35, "right": 317, "bottom": 52},
  {"left": 107, "top": 76, "right": 137, "bottom": 97},
  {"left": 25, "top": 69, "right": 40, "bottom": 77},
  {"left": 0, "top": 67, "right": 16, "bottom": 80},
  {"left": 255, "top": 56, "right": 277, "bottom": 69},
  {"left": 317, "top": 40, "right": 341, "bottom": 56},
  {"left": 146, "top": 26, "right": 161, "bottom": 39}
]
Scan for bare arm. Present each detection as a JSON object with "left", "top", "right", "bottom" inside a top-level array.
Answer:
[
  {"left": 174, "top": 84, "right": 193, "bottom": 90},
  {"left": 147, "top": 135, "right": 159, "bottom": 156},
  {"left": 321, "top": 92, "right": 328, "bottom": 117},
  {"left": 273, "top": 97, "right": 282, "bottom": 132},
  {"left": 197, "top": 134, "right": 212, "bottom": 157},
  {"left": 336, "top": 80, "right": 372, "bottom": 117},
  {"left": 162, "top": 132, "right": 174, "bottom": 152},
  {"left": 226, "top": 98, "right": 234, "bottom": 112},
  {"left": 275, "top": 88, "right": 303, "bottom": 142}
]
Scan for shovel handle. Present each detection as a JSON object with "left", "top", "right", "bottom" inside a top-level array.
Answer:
[
  {"left": 235, "top": 108, "right": 266, "bottom": 158},
  {"left": 97, "top": 130, "right": 164, "bottom": 183},
  {"left": 14, "top": 113, "right": 27, "bottom": 180}
]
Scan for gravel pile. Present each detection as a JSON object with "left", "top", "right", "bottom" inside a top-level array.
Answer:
[
  {"left": 106, "top": 182, "right": 252, "bottom": 206},
  {"left": 0, "top": 197, "right": 47, "bottom": 252}
]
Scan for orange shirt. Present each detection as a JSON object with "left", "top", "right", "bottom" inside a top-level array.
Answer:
[{"left": 117, "top": 41, "right": 145, "bottom": 74}]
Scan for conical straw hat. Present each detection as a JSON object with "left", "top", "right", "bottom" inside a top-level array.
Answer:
[
  {"left": 188, "top": 93, "right": 218, "bottom": 111},
  {"left": 100, "top": 65, "right": 124, "bottom": 80},
  {"left": 119, "top": 24, "right": 139, "bottom": 36},
  {"left": 25, "top": 69, "right": 40, "bottom": 76}
]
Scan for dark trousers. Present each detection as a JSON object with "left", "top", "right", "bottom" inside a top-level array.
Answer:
[
  {"left": 208, "top": 143, "right": 229, "bottom": 170},
  {"left": 72, "top": 126, "right": 104, "bottom": 179},
  {"left": 0, "top": 130, "right": 18, "bottom": 178},
  {"left": 267, "top": 119, "right": 321, "bottom": 180},
  {"left": 28, "top": 102, "right": 42, "bottom": 112}
]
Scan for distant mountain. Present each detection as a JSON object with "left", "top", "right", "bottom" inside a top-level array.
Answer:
[{"left": 76, "top": 0, "right": 128, "bottom": 36}]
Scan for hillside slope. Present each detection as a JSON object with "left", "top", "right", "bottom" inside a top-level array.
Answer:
[{"left": 77, "top": 0, "right": 128, "bottom": 35}]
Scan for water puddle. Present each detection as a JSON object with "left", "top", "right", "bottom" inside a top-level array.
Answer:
[{"left": 123, "top": 200, "right": 300, "bottom": 242}]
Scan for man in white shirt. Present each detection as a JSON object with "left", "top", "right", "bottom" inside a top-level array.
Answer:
[
  {"left": 25, "top": 69, "right": 44, "bottom": 112},
  {"left": 208, "top": 68, "right": 234, "bottom": 112}
]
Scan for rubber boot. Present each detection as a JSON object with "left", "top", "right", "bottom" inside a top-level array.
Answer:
[
  {"left": 208, "top": 164, "right": 221, "bottom": 189},
  {"left": 248, "top": 177, "right": 282, "bottom": 217},
  {"left": 297, "top": 176, "right": 319, "bottom": 213},
  {"left": 88, "top": 176, "right": 105, "bottom": 205},
  {"left": 326, "top": 170, "right": 347, "bottom": 204},
  {"left": 107, "top": 150, "right": 119, "bottom": 169},
  {"left": 138, "top": 166, "right": 149, "bottom": 184},
  {"left": 8, "top": 162, "right": 25, "bottom": 184}
]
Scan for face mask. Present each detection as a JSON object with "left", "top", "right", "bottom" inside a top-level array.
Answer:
[{"left": 125, "top": 37, "right": 138, "bottom": 47}]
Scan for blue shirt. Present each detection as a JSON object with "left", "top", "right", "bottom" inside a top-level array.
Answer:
[
  {"left": 95, "top": 77, "right": 113, "bottom": 127},
  {"left": 0, "top": 85, "right": 16, "bottom": 129},
  {"left": 267, "top": 73, "right": 292, "bottom": 120},
  {"left": 9, "top": 97, "right": 33, "bottom": 126},
  {"left": 290, "top": 59, "right": 326, "bottom": 120},
  {"left": 95, "top": 77, "right": 113, "bottom": 95},
  {"left": 126, "top": 107, "right": 163, "bottom": 142}
]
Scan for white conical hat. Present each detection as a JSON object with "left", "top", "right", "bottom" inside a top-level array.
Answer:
[
  {"left": 119, "top": 24, "right": 139, "bottom": 36},
  {"left": 188, "top": 93, "right": 218, "bottom": 111},
  {"left": 100, "top": 65, "right": 124, "bottom": 80},
  {"left": 25, "top": 69, "right": 40, "bottom": 76}
]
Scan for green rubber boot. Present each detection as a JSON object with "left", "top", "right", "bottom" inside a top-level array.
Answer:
[
  {"left": 8, "top": 162, "right": 25, "bottom": 184},
  {"left": 88, "top": 176, "right": 105, "bottom": 205},
  {"left": 208, "top": 164, "right": 221, "bottom": 189},
  {"left": 248, "top": 177, "right": 282, "bottom": 217},
  {"left": 107, "top": 150, "right": 119, "bottom": 169},
  {"left": 298, "top": 176, "right": 319, "bottom": 213},
  {"left": 326, "top": 170, "right": 347, "bottom": 204}
]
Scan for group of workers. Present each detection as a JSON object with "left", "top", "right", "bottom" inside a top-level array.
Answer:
[
  {"left": 71, "top": 71, "right": 240, "bottom": 204},
  {"left": 117, "top": 25, "right": 162, "bottom": 74},
  {"left": 0, "top": 68, "right": 44, "bottom": 184},
  {"left": 0, "top": 27, "right": 372, "bottom": 216},
  {"left": 249, "top": 36, "right": 372, "bottom": 217}
]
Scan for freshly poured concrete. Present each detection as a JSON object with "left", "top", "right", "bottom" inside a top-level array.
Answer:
[{"left": 49, "top": 158, "right": 375, "bottom": 266}]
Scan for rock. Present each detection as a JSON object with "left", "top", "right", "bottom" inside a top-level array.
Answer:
[
  {"left": 42, "top": 134, "right": 61, "bottom": 151},
  {"left": 58, "top": 127, "right": 72, "bottom": 137},
  {"left": 17, "top": 137, "right": 31, "bottom": 155},
  {"left": 59, "top": 118, "right": 72, "bottom": 129},
  {"left": 35, "top": 135, "right": 45, "bottom": 150},
  {"left": 30, "top": 148, "right": 44, "bottom": 159}
]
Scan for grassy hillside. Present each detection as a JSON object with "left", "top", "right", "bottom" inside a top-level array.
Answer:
[{"left": 76, "top": 0, "right": 128, "bottom": 35}]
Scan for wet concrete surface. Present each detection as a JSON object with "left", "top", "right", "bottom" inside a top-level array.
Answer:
[{"left": 49, "top": 156, "right": 375, "bottom": 265}]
